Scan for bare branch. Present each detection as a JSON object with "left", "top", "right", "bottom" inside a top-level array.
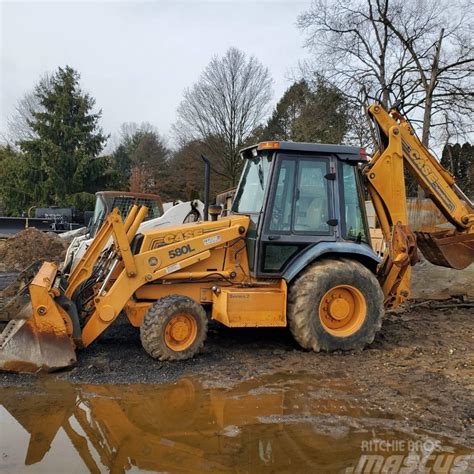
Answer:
[{"left": 173, "top": 48, "right": 273, "bottom": 186}]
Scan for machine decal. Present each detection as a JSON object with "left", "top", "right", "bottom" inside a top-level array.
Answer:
[
  {"left": 166, "top": 263, "right": 182, "bottom": 274},
  {"left": 402, "top": 140, "right": 456, "bottom": 212},
  {"left": 203, "top": 235, "right": 222, "bottom": 246},
  {"left": 168, "top": 244, "right": 196, "bottom": 259},
  {"left": 150, "top": 227, "right": 223, "bottom": 249}
]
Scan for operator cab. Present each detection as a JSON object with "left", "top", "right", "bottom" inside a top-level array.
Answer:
[{"left": 231, "top": 141, "right": 372, "bottom": 277}]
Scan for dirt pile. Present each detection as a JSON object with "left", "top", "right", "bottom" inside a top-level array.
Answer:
[{"left": 0, "top": 228, "right": 68, "bottom": 272}]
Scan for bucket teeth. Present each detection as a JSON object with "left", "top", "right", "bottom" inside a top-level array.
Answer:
[
  {"left": 0, "top": 319, "right": 27, "bottom": 349},
  {"left": 0, "top": 285, "right": 32, "bottom": 322}
]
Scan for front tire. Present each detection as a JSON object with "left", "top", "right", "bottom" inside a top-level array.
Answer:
[
  {"left": 140, "top": 295, "right": 208, "bottom": 361},
  {"left": 288, "top": 258, "right": 384, "bottom": 352}
]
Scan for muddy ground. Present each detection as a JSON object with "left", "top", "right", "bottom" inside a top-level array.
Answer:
[{"left": 0, "top": 289, "right": 473, "bottom": 448}]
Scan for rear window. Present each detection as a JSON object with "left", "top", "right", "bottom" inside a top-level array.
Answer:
[{"left": 112, "top": 197, "right": 162, "bottom": 220}]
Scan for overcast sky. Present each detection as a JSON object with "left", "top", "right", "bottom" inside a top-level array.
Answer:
[{"left": 0, "top": 0, "right": 311, "bottom": 148}]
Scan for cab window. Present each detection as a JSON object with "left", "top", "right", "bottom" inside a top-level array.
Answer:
[
  {"left": 294, "top": 160, "right": 329, "bottom": 233},
  {"left": 232, "top": 156, "right": 271, "bottom": 214},
  {"left": 269, "top": 160, "right": 295, "bottom": 232},
  {"left": 268, "top": 156, "right": 330, "bottom": 234},
  {"left": 340, "top": 162, "right": 368, "bottom": 243}
]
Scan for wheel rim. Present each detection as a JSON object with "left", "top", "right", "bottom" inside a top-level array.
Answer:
[
  {"left": 164, "top": 313, "right": 198, "bottom": 351},
  {"left": 319, "top": 285, "right": 367, "bottom": 337}
]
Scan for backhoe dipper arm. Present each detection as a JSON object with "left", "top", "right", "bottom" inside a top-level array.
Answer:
[{"left": 364, "top": 104, "right": 474, "bottom": 309}]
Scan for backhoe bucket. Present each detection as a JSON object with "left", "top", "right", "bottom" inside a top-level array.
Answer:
[
  {"left": 0, "top": 261, "right": 76, "bottom": 373},
  {"left": 415, "top": 230, "right": 474, "bottom": 270}
]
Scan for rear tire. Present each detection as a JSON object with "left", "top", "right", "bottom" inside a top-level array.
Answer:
[
  {"left": 288, "top": 258, "right": 384, "bottom": 352},
  {"left": 140, "top": 295, "right": 208, "bottom": 361}
]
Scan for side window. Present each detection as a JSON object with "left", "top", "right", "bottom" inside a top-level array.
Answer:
[
  {"left": 263, "top": 244, "right": 301, "bottom": 272},
  {"left": 341, "top": 162, "right": 368, "bottom": 242},
  {"left": 294, "top": 160, "right": 330, "bottom": 233},
  {"left": 269, "top": 159, "right": 296, "bottom": 232}
]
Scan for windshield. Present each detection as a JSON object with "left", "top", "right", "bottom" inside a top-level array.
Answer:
[
  {"left": 232, "top": 156, "right": 271, "bottom": 214},
  {"left": 89, "top": 196, "right": 107, "bottom": 237}
]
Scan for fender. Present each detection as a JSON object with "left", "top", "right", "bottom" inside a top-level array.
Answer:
[{"left": 283, "top": 242, "right": 381, "bottom": 283}]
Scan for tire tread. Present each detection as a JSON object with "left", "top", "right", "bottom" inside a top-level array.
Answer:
[
  {"left": 287, "top": 258, "right": 384, "bottom": 352},
  {"left": 140, "top": 295, "right": 208, "bottom": 361}
]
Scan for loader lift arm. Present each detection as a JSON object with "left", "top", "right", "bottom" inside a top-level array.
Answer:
[
  {"left": 70, "top": 210, "right": 249, "bottom": 347},
  {"left": 364, "top": 104, "right": 474, "bottom": 308}
]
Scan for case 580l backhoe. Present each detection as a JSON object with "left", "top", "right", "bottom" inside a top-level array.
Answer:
[{"left": 1, "top": 104, "right": 473, "bottom": 373}]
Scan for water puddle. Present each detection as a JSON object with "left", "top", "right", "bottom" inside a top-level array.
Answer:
[{"left": 0, "top": 372, "right": 471, "bottom": 473}]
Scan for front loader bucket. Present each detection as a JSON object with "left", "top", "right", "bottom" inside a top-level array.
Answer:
[
  {"left": 0, "top": 262, "right": 76, "bottom": 373},
  {"left": 415, "top": 230, "right": 474, "bottom": 270}
]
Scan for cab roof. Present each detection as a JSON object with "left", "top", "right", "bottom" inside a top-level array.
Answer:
[{"left": 240, "top": 141, "right": 367, "bottom": 162}]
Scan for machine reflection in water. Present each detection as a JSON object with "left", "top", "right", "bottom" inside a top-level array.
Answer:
[{"left": 0, "top": 373, "right": 469, "bottom": 473}]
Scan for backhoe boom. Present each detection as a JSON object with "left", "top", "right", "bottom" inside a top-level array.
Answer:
[{"left": 365, "top": 104, "right": 474, "bottom": 308}]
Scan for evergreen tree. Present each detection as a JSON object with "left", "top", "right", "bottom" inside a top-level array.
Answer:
[
  {"left": 0, "top": 145, "right": 30, "bottom": 215},
  {"left": 129, "top": 131, "right": 170, "bottom": 198},
  {"left": 259, "top": 77, "right": 350, "bottom": 144},
  {"left": 18, "top": 66, "right": 108, "bottom": 206},
  {"left": 112, "top": 125, "right": 170, "bottom": 198},
  {"left": 111, "top": 142, "right": 132, "bottom": 189},
  {"left": 264, "top": 81, "right": 311, "bottom": 140}
]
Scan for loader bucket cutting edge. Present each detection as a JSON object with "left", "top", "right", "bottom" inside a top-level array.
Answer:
[
  {"left": 415, "top": 230, "right": 474, "bottom": 270},
  {"left": 0, "top": 261, "right": 77, "bottom": 374}
]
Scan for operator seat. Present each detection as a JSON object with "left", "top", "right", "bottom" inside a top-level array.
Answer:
[{"left": 305, "top": 196, "right": 327, "bottom": 230}]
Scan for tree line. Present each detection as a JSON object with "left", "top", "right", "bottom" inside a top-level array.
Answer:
[{"left": 1, "top": 0, "right": 472, "bottom": 216}]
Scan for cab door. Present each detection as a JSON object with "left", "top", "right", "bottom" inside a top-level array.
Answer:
[{"left": 255, "top": 154, "right": 336, "bottom": 277}]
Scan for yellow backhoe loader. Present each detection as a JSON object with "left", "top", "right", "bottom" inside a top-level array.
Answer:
[{"left": 0, "top": 104, "right": 473, "bottom": 373}]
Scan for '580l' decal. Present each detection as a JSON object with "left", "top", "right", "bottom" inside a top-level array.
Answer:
[{"left": 168, "top": 244, "right": 196, "bottom": 259}]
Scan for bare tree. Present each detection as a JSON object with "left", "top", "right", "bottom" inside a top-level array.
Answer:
[
  {"left": 298, "top": 0, "right": 414, "bottom": 145},
  {"left": 298, "top": 0, "right": 473, "bottom": 147},
  {"left": 5, "top": 73, "right": 52, "bottom": 144},
  {"left": 376, "top": 0, "right": 474, "bottom": 146},
  {"left": 173, "top": 47, "right": 273, "bottom": 186},
  {"left": 118, "top": 122, "right": 156, "bottom": 142}
]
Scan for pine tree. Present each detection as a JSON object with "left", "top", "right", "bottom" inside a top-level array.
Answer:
[
  {"left": 259, "top": 77, "right": 350, "bottom": 144},
  {"left": 263, "top": 81, "right": 311, "bottom": 140},
  {"left": 0, "top": 145, "right": 30, "bottom": 215},
  {"left": 19, "top": 66, "right": 108, "bottom": 206},
  {"left": 129, "top": 131, "right": 170, "bottom": 196},
  {"left": 112, "top": 126, "right": 170, "bottom": 197}
]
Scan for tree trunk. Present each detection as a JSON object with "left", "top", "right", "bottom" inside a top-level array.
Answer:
[{"left": 421, "top": 94, "right": 432, "bottom": 147}]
